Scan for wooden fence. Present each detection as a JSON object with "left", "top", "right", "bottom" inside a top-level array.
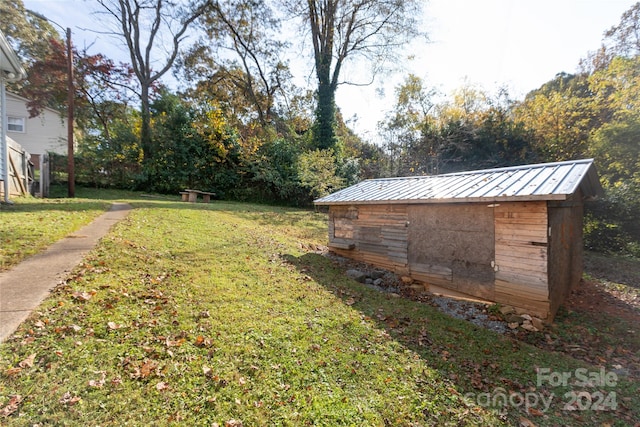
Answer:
[{"left": 0, "top": 138, "right": 34, "bottom": 198}]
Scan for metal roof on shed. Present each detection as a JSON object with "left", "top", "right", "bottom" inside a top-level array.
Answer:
[{"left": 314, "top": 159, "right": 604, "bottom": 205}]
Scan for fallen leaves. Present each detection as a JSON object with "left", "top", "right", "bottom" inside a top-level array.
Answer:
[
  {"left": 18, "top": 353, "right": 36, "bottom": 369},
  {"left": 0, "top": 395, "right": 22, "bottom": 418},
  {"left": 202, "top": 365, "right": 213, "bottom": 377},
  {"left": 194, "top": 335, "right": 212, "bottom": 347},
  {"left": 59, "top": 392, "right": 81, "bottom": 406},
  {"left": 518, "top": 416, "right": 537, "bottom": 427},
  {"left": 211, "top": 420, "right": 243, "bottom": 427},
  {"left": 130, "top": 359, "right": 163, "bottom": 380},
  {"left": 71, "top": 290, "right": 96, "bottom": 301},
  {"left": 165, "top": 337, "right": 186, "bottom": 347},
  {"left": 107, "top": 321, "right": 124, "bottom": 330},
  {"left": 4, "top": 354, "right": 37, "bottom": 377},
  {"left": 88, "top": 371, "right": 106, "bottom": 388},
  {"left": 155, "top": 381, "right": 169, "bottom": 391},
  {"left": 4, "top": 367, "right": 22, "bottom": 377}
]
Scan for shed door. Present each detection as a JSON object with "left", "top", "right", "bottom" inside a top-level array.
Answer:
[{"left": 408, "top": 204, "right": 495, "bottom": 299}]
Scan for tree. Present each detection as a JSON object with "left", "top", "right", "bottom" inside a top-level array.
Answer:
[
  {"left": 0, "top": 0, "right": 61, "bottom": 92},
  {"left": 73, "top": 52, "right": 136, "bottom": 140},
  {"left": 378, "top": 74, "right": 437, "bottom": 175},
  {"left": 289, "top": 0, "right": 425, "bottom": 150},
  {"left": 513, "top": 73, "right": 596, "bottom": 161},
  {"left": 297, "top": 149, "right": 344, "bottom": 198},
  {"left": 0, "top": 0, "right": 59, "bottom": 63},
  {"left": 580, "top": 3, "right": 640, "bottom": 73},
  {"left": 603, "top": 2, "right": 640, "bottom": 58},
  {"left": 20, "top": 39, "right": 135, "bottom": 139},
  {"left": 186, "top": 0, "right": 291, "bottom": 129},
  {"left": 95, "top": 0, "right": 208, "bottom": 165}
]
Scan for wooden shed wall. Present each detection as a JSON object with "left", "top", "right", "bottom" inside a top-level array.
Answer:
[
  {"left": 328, "top": 205, "right": 409, "bottom": 274},
  {"left": 327, "top": 199, "right": 583, "bottom": 320},
  {"left": 407, "top": 204, "right": 495, "bottom": 300},
  {"left": 547, "top": 197, "right": 584, "bottom": 318},
  {"left": 493, "top": 202, "right": 550, "bottom": 318}
]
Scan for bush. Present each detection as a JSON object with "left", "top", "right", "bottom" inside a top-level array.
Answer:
[{"left": 584, "top": 182, "right": 640, "bottom": 255}]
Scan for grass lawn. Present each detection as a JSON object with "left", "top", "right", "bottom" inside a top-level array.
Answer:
[
  {"left": 1, "top": 189, "right": 638, "bottom": 426},
  {"left": 0, "top": 195, "right": 111, "bottom": 271}
]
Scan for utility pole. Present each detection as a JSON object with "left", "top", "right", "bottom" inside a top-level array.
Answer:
[{"left": 65, "top": 27, "right": 75, "bottom": 197}]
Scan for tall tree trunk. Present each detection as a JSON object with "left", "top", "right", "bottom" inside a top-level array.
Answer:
[
  {"left": 96, "top": 0, "right": 209, "bottom": 180},
  {"left": 140, "top": 82, "right": 152, "bottom": 163},
  {"left": 302, "top": 0, "right": 424, "bottom": 150},
  {"left": 309, "top": 0, "right": 338, "bottom": 150},
  {"left": 314, "top": 81, "right": 337, "bottom": 150}
]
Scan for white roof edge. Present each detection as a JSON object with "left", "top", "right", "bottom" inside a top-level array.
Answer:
[{"left": 0, "top": 30, "right": 27, "bottom": 82}]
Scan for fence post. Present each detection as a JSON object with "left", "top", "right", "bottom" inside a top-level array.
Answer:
[{"left": 42, "top": 153, "right": 50, "bottom": 198}]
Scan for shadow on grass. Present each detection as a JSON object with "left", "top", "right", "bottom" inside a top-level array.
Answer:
[
  {"left": 282, "top": 251, "right": 640, "bottom": 426},
  {"left": 280, "top": 252, "right": 536, "bottom": 390}
]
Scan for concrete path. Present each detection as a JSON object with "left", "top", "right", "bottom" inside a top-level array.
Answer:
[{"left": 0, "top": 203, "right": 132, "bottom": 343}]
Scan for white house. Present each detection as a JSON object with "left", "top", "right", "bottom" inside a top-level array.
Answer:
[
  {"left": 5, "top": 91, "right": 67, "bottom": 156},
  {"left": 1, "top": 29, "right": 28, "bottom": 201}
]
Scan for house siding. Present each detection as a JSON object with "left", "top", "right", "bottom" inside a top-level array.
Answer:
[{"left": 5, "top": 92, "right": 67, "bottom": 156}]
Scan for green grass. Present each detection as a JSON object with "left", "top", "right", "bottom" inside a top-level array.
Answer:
[
  {"left": 0, "top": 194, "right": 111, "bottom": 271},
  {"left": 1, "top": 190, "right": 638, "bottom": 425}
]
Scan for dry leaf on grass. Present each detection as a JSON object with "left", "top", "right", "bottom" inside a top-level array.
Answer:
[
  {"left": 88, "top": 371, "right": 106, "bottom": 388},
  {"left": 107, "top": 321, "right": 123, "bottom": 330},
  {"left": 0, "top": 395, "right": 23, "bottom": 418},
  {"left": 72, "top": 291, "right": 95, "bottom": 301},
  {"left": 59, "top": 392, "right": 81, "bottom": 406},
  {"left": 18, "top": 354, "right": 36, "bottom": 368},
  {"left": 4, "top": 367, "right": 22, "bottom": 377}
]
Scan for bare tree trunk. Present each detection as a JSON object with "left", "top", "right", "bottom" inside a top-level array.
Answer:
[{"left": 96, "top": 0, "right": 208, "bottom": 169}]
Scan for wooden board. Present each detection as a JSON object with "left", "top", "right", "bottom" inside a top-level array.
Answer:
[
  {"left": 494, "top": 291, "right": 550, "bottom": 318},
  {"left": 495, "top": 255, "right": 547, "bottom": 271}
]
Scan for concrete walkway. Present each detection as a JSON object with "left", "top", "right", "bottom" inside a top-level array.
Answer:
[{"left": 0, "top": 203, "right": 132, "bottom": 343}]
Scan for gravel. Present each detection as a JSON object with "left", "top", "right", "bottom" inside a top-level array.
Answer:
[
  {"left": 325, "top": 251, "right": 511, "bottom": 334},
  {"left": 430, "top": 296, "right": 510, "bottom": 333}
]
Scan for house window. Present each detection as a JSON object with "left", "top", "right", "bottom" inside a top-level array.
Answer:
[{"left": 7, "top": 117, "right": 25, "bottom": 133}]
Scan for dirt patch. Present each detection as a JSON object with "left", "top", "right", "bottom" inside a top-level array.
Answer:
[
  {"left": 584, "top": 251, "right": 640, "bottom": 290},
  {"left": 564, "top": 278, "right": 640, "bottom": 323}
]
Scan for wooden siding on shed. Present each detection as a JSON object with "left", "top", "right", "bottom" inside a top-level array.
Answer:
[
  {"left": 494, "top": 202, "right": 550, "bottom": 317},
  {"left": 328, "top": 205, "right": 409, "bottom": 273},
  {"left": 328, "top": 198, "right": 587, "bottom": 320},
  {"left": 407, "top": 204, "right": 495, "bottom": 300},
  {"left": 547, "top": 198, "right": 584, "bottom": 318}
]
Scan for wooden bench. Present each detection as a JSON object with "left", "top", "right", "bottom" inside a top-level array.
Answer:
[{"left": 181, "top": 189, "right": 216, "bottom": 203}]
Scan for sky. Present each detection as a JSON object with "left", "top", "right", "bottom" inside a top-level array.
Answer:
[{"left": 20, "top": 0, "right": 640, "bottom": 137}]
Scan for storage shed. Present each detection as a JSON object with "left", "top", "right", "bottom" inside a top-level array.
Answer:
[{"left": 314, "top": 159, "right": 604, "bottom": 321}]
